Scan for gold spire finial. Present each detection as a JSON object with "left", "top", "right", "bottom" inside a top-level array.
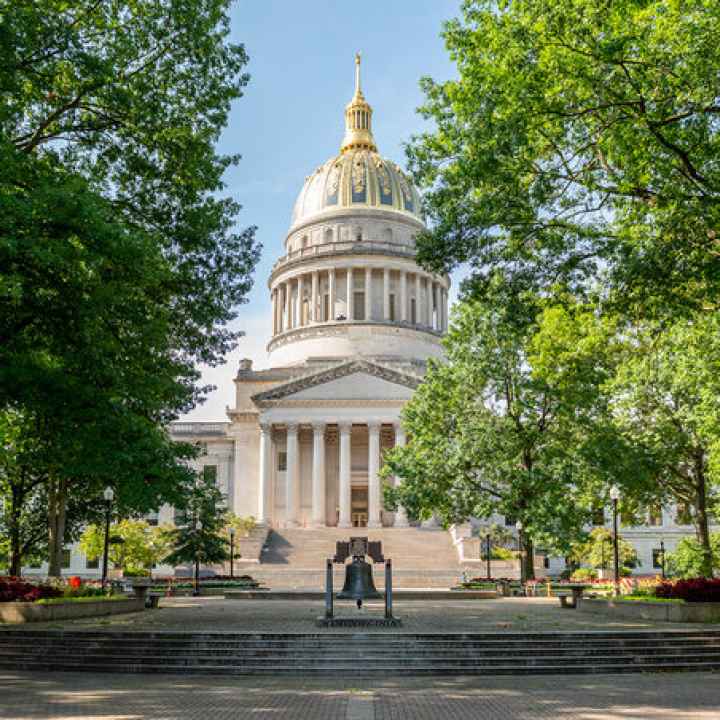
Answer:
[
  {"left": 355, "top": 52, "right": 362, "bottom": 96},
  {"left": 341, "top": 52, "right": 377, "bottom": 153}
]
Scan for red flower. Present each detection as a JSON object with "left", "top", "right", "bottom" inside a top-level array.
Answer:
[{"left": 69, "top": 576, "right": 82, "bottom": 589}]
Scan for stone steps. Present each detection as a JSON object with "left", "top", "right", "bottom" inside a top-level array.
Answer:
[
  {"left": 1, "top": 630, "right": 719, "bottom": 676},
  {"left": 243, "top": 526, "right": 464, "bottom": 588}
]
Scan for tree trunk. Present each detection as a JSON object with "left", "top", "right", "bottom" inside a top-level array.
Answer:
[
  {"left": 47, "top": 475, "right": 67, "bottom": 577},
  {"left": 694, "top": 453, "right": 713, "bottom": 578},
  {"left": 523, "top": 536, "right": 536, "bottom": 581},
  {"left": 8, "top": 482, "right": 24, "bottom": 577}
]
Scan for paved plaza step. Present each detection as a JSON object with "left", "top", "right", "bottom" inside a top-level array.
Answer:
[
  {"left": 236, "top": 526, "right": 465, "bottom": 589},
  {"left": 1, "top": 629, "right": 719, "bottom": 676}
]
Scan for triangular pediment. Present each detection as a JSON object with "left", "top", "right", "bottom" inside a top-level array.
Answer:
[{"left": 251, "top": 360, "right": 421, "bottom": 406}]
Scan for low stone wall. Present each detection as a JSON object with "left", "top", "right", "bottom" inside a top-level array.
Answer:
[
  {"left": 0, "top": 597, "right": 144, "bottom": 624},
  {"left": 578, "top": 596, "right": 720, "bottom": 623}
]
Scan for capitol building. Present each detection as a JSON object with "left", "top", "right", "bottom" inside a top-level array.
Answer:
[{"left": 172, "top": 55, "right": 449, "bottom": 532}]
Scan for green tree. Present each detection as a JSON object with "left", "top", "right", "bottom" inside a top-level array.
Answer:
[
  {"left": 79, "top": 519, "right": 171, "bottom": 577},
  {"left": 383, "top": 294, "right": 629, "bottom": 580},
  {"left": 408, "top": 0, "right": 720, "bottom": 315},
  {"left": 163, "top": 474, "right": 229, "bottom": 574},
  {"left": 569, "top": 527, "right": 638, "bottom": 573},
  {"left": 666, "top": 535, "right": 720, "bottom": 579},
  {"left": 0, "top": 1, "right": 260, "bottom": 574},
  {"left": 610, "top": 315, "right": 720, "bottom": 577}
]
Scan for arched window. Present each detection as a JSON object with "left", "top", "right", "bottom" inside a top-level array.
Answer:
[
  {"left": 355, "top": 227, "right": 363, "bottom": 242},
  {"left": 302, "top": 235, "right": 309, "bottom": 248},
  {"left": 383, "top": 227, "right": 393, "bottom": 244},
  {"left": 325, "top": 227, "right": 333, "bottom": 244}
]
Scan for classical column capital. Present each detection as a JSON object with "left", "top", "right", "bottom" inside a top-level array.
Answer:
[
  {"left": 338, "top": 421, "right": 353, "bottom": 434},
  {"left": 311, "top": 421, "right": 326, "bottom": 433},
  {"left": 259, "top": 422, "right": 272, "bottom": 435},
  {"left": 367, "top": 421, "right": 382, "bottom": 434},
  {"left": 286, "top": 422, "right": 299, "bottom": 434}
]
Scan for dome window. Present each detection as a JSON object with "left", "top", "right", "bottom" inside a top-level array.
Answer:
[
  {"left": 325, "top": 227, "right": 333, "bottom": 244},
  {"left": 356, "top": 228, "right": 363, "bottom": 242}
]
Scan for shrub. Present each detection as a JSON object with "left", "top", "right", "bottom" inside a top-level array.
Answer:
[
  {"left": 655, "top": 578, "right": 720, "bottom": 603},
  {"left": 0, "top": 577, "right": 63, "bottom": 602},
  {"left": 570, "top": 568, "right": 598, "bottom": 582}
]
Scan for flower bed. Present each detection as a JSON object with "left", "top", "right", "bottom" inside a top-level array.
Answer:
[
  {"left": 0, "top": 577, "right": 63, "bottom": 603},
  {"left": 655, "top": 578, "right": 720, "bottom": 602}
]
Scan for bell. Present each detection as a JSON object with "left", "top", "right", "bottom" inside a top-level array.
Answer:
[{"left": 337, "top": 557, "right": 382, "bottom": 608}]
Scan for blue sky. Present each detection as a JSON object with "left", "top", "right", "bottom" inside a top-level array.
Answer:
[{"left": 185, "top": 0, "right": 464, "bottom": 420}]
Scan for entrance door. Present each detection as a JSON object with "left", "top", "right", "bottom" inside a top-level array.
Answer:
[{"left": 351, "top": 487, "right": 368, "bottom": 527}]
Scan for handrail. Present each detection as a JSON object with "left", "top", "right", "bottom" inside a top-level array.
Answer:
[{"left": 272, "top": 240, "right": 416, "bottom": 271}]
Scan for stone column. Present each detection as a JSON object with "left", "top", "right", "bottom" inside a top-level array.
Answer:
[
  {"left": 329, "top": 268, "right": 336, "bottom": 322},
  {"left": 311, "top": 422, "right": 326, "bottom": 527},
  {"left": 346, "top": 268, "right": 353, "bottom": 321},
  {"left": 400, "top": 271, "right": 408, "bottom": 322},
  {"left": 297, "top": 274, "right": 305, "bottom": 327},
  {"left": 414, "top": 273, "right": 422, "bottom": 325},
  {"left": 338, "top": 422, "right": 352, "bottom": 528},
  {"left": 311, "top": 271, "right": 319, "bottom": 323},
  {"left": 427, "top": 280, "right": 434, "bottom": 328},
  {"left": 271, "top": 291, "right": 276, "bottom": 335},
  {"left": 383, "top": 268, "right": 390, "bottom": 320},
  {"left": 285, "top": 423, "right": 300, "bottom": 527},
  {"left": 365, "top": 267, "right": 372, "bottom": 320},
  {"left": 442, "top": 287, "right": 448, "bottom": 332},
  {"left": 367, "top": 422, "right": 382, "bottom": 528},
  {"left": 258, "top": 423, "right": 272, "bottom": 524},
  {"left": 284, "top": 281, "right": 291, "bottom": 330},
  {"left": 393, "top": 424, "right": 409, "bottom": 527}
]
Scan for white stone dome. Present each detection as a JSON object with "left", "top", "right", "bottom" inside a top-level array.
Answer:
[{"left": 290, "top": 149, "right": 422, "bottom": 229}]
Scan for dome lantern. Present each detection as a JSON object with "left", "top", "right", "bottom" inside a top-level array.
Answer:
[{"left": 340, "top": 53, "right": 377, "bottom": 153}]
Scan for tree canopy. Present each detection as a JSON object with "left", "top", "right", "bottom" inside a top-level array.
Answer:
[
  {"left": 408, "top": 0, "right": 720, "bottom": 314},
  {"left": 0, "top": 1, "right": 259, "bottom": 574}
]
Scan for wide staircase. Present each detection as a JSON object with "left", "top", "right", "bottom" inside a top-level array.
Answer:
[
  {"left": 236, "top": 527, "right": 465, "bottom": 590},
  {"left": 2, "top": 629, "right": 720, "bottom": 676}
]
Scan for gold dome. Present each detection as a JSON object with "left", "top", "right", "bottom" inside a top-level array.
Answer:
[{"left": 290, "top": 55, "right": 422, "bottom": 228}]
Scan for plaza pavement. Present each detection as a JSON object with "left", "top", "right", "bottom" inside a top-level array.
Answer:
[
  {"left": 1, "top": 670, "right": 719, "bottom": 719},
  {"left": 4, "top": 595, "right": 719, "bottom": 633}
]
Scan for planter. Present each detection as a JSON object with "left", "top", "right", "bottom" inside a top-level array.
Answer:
[
  {"left": 0, "top": 597, "right": 145, "bottom": 624},
  {"left": 577, "top": 596, "right": 720, "bottom": 623}
]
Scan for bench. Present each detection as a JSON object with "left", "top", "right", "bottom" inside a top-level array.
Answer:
[
  {"left": 556, "top": 585, "right": 587, "bottom": 609},
  {"left": 145, "top": 592, "right": 162, "bottom": 609}
]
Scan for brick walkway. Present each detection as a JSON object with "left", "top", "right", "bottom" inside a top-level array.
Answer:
[
  {"left": 1, "top": 671, "right": 718, "bottom": 719},
  {"left": 3, "top": 595, "right": 715, "bottom": 633}
]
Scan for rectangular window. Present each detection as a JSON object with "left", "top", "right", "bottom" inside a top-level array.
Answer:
[
  {"left": 61, "top": 549, "right": 71, "bottom": 569},
  {"left": 195, "top": 442, "right": 208, "bottom": 456},
  {"left": 145, "top": 512, "right": 159, "bottom": 527},
  {"left": 652, "top": 549, "right": 664, "bottom": 569},
  {"left": 323, "top": 294, "right": 329, "bottom": 322},
  {"left": 203, "top": 465, "right": 218, "bottom": 484},
  {"left": 174, "top": 508, "right": 188, "bottom": 527},
  {"left": 675, "top": 502, "right": 693, "bottom": 525},
  {"left": 410, "top": 298, "right": 417, "bottom": 324},
  {"left": 278, "top": 451, "right": 287, "bottom": 472},
  {"left": 591, "top": 505, "right": 606, "bottom": 526},
  {"left": 389, "top": 293, "right": 396, "bottom": 321},
  {"left": 647, "top": 505, "right": 663, "bottom": 526},
  {"left": 543, "top": 555, "right": 550, "bottom": 569},
  {"left": 353, "top": 292, "right": 365, "bottom": 320},
  {"left": 86, "top": 556, "right": 99, "bottom": 570},
  {"left": 504, "top": 516, "right": 516, "bottom": 527}
]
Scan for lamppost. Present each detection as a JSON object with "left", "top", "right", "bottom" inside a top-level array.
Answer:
[
  {"left": 516, "top": 520, "right": 524, "bottom": 585},
  {"left": 101, "top": 486, "right": 114, "bottom": 591},
  {"left": 660, "top": 539, "right": 666, "bottom": 580},
  {"left": 609, "top": 485, "right": 621, "bottom": 597},
  {"left": 193, "top": 518, "right": 203, "bottom": 597},
  {"left": 229, "top": 526, "right": 236, "bottom": 579},
  {"left": 485, "top": 533, "right": 492, "bottom": 580}
]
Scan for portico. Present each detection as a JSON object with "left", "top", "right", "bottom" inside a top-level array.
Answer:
[{"left": 256, "top": 419, "right": 407, "bottom": 529}]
